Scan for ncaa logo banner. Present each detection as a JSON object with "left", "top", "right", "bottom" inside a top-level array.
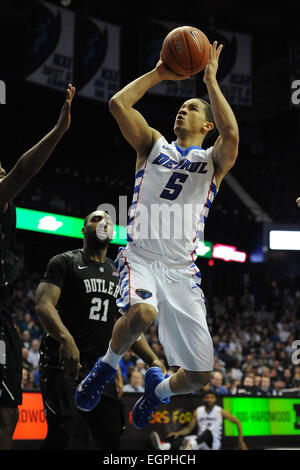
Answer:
[
  {"left": 74, "top": 16, "right": 120, "bottom": 103},
  {"left": 26, "top": 1, "right": 120, "bottom": 103},
  {"left": 26, "top": 1, "right": 74, "bottom": 91}
]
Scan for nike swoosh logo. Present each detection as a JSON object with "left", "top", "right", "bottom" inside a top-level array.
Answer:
[
  {"left": 78, "top": 266, "right": 88, "bottom": 270},
  {"left": 189, "top": 30, "right": 201, "bottom": 51},
  {"left": 138, "top": 399, "right": 146, "bottom": 410},
  {"left": 77, "top": 381, "right": 85, "bottom": 392}
]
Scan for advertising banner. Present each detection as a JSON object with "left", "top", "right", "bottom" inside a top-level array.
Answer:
[
  {"left": 26, "top": 2, "right": 120, "bottom": 102},
  {"left": 223, "top": 397, "right": 300, "bottom": 436},
  {"left": 13, "top": 392, "right": 47, "bottom": 440},
  {"left": 26, "top": 1, "right": 74, "bottom": 91},
  {"left": 74, "top": 16, "right": 120, "bottom": 102},
  {"left": 13, "top": 393, "right": 300, "bottom": 446}
]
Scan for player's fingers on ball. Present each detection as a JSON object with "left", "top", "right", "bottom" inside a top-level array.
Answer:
[{"left": 217, "top": 44, "right": 223, "bottom": 56}]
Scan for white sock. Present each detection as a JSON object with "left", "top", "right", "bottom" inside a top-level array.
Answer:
[
  {"left": 154, "top": 376, "right": 174, "bottom": 401},
  {"left": 101, "top": 342, "right": 123, "bottom": 370}
]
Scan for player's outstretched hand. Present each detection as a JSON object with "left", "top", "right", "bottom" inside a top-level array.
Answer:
[
  {"left": 56, "top": 83, "right": 76, "bottom": 134},
  {"left": 203, "top": 41, "right": 223, "bottom": 84},
  {"left": 296, "top": 197, "right": 300, "bottom": 207},
  {"left": 155, "top": 58, "right": 190, "bottom": 82}
]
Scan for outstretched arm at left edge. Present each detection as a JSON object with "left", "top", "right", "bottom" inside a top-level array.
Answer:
[
  {"left": 204, "top": 42, "right": 239, "bottom": 188},
  {"left": 0, "top": 84, "right": 75, "bottom": 208}
]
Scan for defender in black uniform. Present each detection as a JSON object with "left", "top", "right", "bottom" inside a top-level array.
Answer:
[
  {"left": 36, "top": 210, "right": 164, "bottom": 450},
  {"left": 0, "top": 84, "right": 75, "bottom": 450}
]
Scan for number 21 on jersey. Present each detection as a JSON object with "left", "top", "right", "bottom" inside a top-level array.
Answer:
[{"left": 89, "top": 297, "right": 109, "bottom": 322}]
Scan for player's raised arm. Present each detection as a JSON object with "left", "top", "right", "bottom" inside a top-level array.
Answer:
[
  {"left": 204, "top": 42, "right": 239, "bottom": 187},
  {"left": 109, "top": 61, "right": 186, "bottom": 168},
  {"left": 0, "top": 84, "right": 75, "bottom": 208}
]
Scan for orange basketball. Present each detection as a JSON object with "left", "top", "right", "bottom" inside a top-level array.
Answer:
[{"left": 161, "top": 26, "right": 210, "bottom": 76}]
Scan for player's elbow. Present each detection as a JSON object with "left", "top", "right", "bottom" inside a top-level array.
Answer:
[
  {"left": 224, "top": 130, "right": 239, "bottom": 166},
  {"left": 109, "top": 95, "right": 126, "bottom": 116},
  {"left": 222, "top": 125, "right": 239, "bottom": 146},
  {"left": 222, "top": 127, "right": 239, "bottom": 146},
  {"left": 35, "top": 296, "right": 52, "bottom": 319}
]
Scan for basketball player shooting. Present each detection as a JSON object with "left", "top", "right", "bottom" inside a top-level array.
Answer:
[{"left": 75, "top": 41, "right": 239, "bottom": 429}]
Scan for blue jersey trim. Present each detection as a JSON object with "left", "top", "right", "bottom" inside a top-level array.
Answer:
[{"left": 173, "top": 141, "right": 203, "bottom": 156}]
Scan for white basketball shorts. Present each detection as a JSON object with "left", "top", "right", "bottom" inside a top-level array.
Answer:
[{"left": 114, "top": 246, "right": 214, "bottom": 372}]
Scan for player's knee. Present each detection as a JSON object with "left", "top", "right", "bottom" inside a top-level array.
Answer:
[
  {"left": 128, "top": 303, "right": 157, "bottom": 333},
  {"left": 185, "top": 370, "right": 211, "bottom": 389}
]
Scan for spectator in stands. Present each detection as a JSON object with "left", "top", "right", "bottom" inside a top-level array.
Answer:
[
  {"left": 242, "top": 354, "right": 255, "bottom": 372},
  {"left": 21, "top": 368, "right": 35, "bottom": 391},
  {"left": 22, "top": 347, "right": 32, "bottom": 372},
  {"left": 19, "top": 312, "right": 40, "bottom": 339},
  {"left": 234, "top": 376, "right": 256, "bottom": 396},
  {"left": 282, "top": 368, "right": 293, "bottom": 387},
  {"left": 261, "top": 366, "right": 270, "bottom": 377},
  {"left": 278, "top": 323, "right": 291, "bottom": 343},
  {"left": 21, "top": 330, "right": 31, "bottom": 349},
  {"left": 123, "top": 370, "right": 145, "bottom": 393},
  {"left": 256, "top": 376, "right": 276, "bottom": 397},
  {"left": 229, "top": 358, "right": 243, "bottom": 381},
  {"left": 135, "top": 358, "right": 147, "bottom": 377},
  {"left": 228, "top": 380, "right": 241, "bottom": 395},
  {"left": 273, "top": 380, "right": 286, "bottom": 396},
  {"left": 27, "top": 339, "right": 40, "bottom": 370},
  {"left": 254, "top": 375, "right": 261, "bottom": 388},
  {"left": 119, "top": 351, "right": 134, "bottom": 381},
  {"left": 210, "top": 371, "right": 228, "bottom": 395}
]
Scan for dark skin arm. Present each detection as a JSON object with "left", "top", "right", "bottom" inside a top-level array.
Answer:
[
  {"left": 222, "top": 409, "right": 248, "bottom": 450},
  {"left": 0, "top": 84, "right": 75, "bottom": 215},
  {"left": 35, "top": 281, "right": 82, "bottom": 380}
]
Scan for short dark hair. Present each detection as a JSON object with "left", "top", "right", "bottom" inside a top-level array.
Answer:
[
  {"left": 202, "top": 389, "right": 217, "bottom": 399},
  {"left": 196, "top": 98, "right": 216, "bottom": 142}
]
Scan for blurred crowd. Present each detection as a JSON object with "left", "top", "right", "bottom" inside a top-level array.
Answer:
[{"left": 8, "top": 269, "right": 300, "bottom": 397}]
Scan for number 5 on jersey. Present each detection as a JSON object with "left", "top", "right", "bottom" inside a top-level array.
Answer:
[
  {"left": 89, "top": 297, "right": 109, "bottom": 321},
  {"left": 160, "top": 172, "right": 188, "bottom": 200}
]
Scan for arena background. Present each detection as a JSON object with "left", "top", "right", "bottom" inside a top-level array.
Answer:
[{"left": 0, "top": 0, "right": 300, "bottom": 453}]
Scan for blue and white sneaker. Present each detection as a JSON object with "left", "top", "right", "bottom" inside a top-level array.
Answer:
[
  {"left": 132, "top": 367, "right": 170, "bottom": 429},
  {"left": 75, "top": 357, "right": 117, "bottom": 412}
]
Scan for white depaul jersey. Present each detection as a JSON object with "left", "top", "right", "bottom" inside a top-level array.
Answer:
[
  {"left": 127, "top": 136, "right": 218, "bottom": 267},
  {"left": 196, "top": 405, "right": 223, "bottom": 449}
]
